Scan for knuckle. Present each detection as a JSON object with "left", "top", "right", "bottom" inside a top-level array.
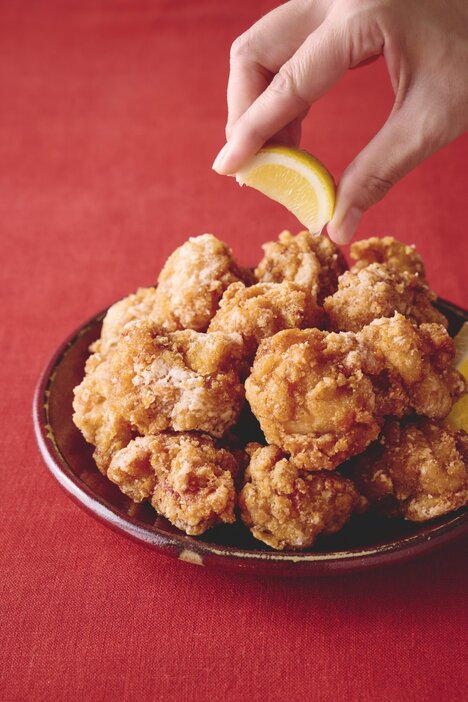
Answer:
[
  {"left": 270, "top": 64, "right": 295, "bottom": 94},
  {"left": 331, "top": 0, "right": 365, "bottom": 25},
  {"left": 364, "top": 173, "right": 398, "bottom": 200},
  {"left": 339, "top": 0, "right": 362, "bottom": 14},
  {"left": 230, "top": 32, "right": 254, "bottom": 62},
  {"left": 338, "top": 0, "right": 383, "bottom": 20},
  {"left": 330, "top": 0, "right": 385, "bottom": 66},
  {"left": 270, "top": 63, "right": 308, "bottom": 106}
]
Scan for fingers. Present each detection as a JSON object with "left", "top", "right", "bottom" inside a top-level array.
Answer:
[
  {"left": 214, "top": 18, "right": 349, "bottom": 175},
  {"left": 328, "top": 97, "right": 446, "bottom": 244},
  {"left": 226, "top": 61, "right": 272, "bottom": 142},
  {"left": 226, "top": 0, "right": 328, "bottom": 138}
]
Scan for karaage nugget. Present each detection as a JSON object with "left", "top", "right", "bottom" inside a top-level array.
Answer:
[
  {"left": 255, "top": 230, "right": 347, "bottom": 304},
  {"left": 357, "top": 314, "right": 466, "bottom": 419},
  {"left": 92, "top": 287, "right": 159, "bottom": 356},
  {"left": 151, "top": 234, "right": 252, "bottom": 332},
  {"left": 73, "top": 351, "right": 134, "bottom": 474},
  {"left": 108, "top": 433, "right": 241, "bottom": 534},
  {"left": 350, "top": 236, "right": 425, "bottom": 277},
  {"left": 350, "top": 419, "right": 468, "bottom": 521},
  {"left": 208, "top": 281, "right": 323, "bottom": 358},
  {"left": 239, "top": 444, "right": 363, "bottom": 549},
  {"left": 108, "top": 319, "right": 245, "bottom": 438},
  {"left": 245, "top": 328, "right": 382, "bottom": 470},
  {"left": 245, "top": 315, "right": 465, "bottom": 469},
  {"left": 323, "top": 263, "right": 447, "bottom": 332}
]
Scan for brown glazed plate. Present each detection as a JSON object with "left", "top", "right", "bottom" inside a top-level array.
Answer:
[{"left": 33, "top": 297, "right": 468, "bottom": 576}]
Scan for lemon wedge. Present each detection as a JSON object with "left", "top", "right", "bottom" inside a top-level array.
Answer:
[
  {"left": 235, "top": 145, "right": 335, "bottom": 234},
  {"left": 446, "top": 322, "right": 468, "bottom": 432}
]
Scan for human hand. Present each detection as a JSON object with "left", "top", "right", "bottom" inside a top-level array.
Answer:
[{"left": 213, "top": 0, "right": 468, "bottom": 244}]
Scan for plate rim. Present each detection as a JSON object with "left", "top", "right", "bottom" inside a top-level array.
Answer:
[{"left": 32, "top": 299, "right": 468, "bottom": 573}]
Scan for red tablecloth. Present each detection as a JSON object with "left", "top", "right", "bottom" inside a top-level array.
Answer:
[{"left": 1, "top": 2, "right": 467, "bottom": 701}]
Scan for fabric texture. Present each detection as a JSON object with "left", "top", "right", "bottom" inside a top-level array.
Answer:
[{"left": 0, "top": 2, "right": 467, "bottom": 701}]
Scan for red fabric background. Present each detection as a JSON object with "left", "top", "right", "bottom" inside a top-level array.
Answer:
[{"left": 1, "top": 2, "right": 467, "bottom": 701}]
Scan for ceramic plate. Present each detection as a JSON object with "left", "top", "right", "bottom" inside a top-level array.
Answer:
[{"left": 33, "top": 298, "right": 468, "bottom": 576}]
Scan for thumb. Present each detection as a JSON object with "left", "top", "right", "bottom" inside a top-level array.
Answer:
[{"left": 328, "top": 99, "right": 443, "bottom": 244}]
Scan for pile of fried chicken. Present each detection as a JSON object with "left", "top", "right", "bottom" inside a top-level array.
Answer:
[{"left": 73, "top": 232, "right": 468, "bottom": 550}]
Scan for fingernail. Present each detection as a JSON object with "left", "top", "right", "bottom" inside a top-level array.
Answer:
[
  {"left": 328, "top": 206, "right": 362, "bottom": 245},
  {"left": 212, "top": 143, "right": 231, "bottom": 174}
]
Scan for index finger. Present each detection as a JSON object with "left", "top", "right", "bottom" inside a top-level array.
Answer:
[
  {"left": 217, "top": 18, "right": 349, "bottom": 175},
  {"left": 226, "top": 0, "right": 329, "bottom": 137}
]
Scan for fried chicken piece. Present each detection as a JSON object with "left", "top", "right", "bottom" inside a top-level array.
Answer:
[
  {"left": 245, "top": 315, "right": 465, "bottom": 469},
  {"left": 255, "top": 230, "right": 347, "bottom": 304},
  {"left": 208, "top": 281, "right": 323, "bottom": 359},
  {"left": 92, "top": 287, "right": 159, "bottom": 356},
  {"left": 245, "top": 328, "right": 382, "bottom": 470},
  {"left": 350, "top": 419, "right": 468, "bottom": 521},
  {"left": 350, "top": 236, "right": 425, "bottom": 277},
  {"left": 107, "top": 435, "right": 158, "bottom": 502},
  {"left": 73, "top": 351, "right": 134, "bottom": 474},
  {"left": 108, "top": 319, "right": 245, "bottom": 438},
  {"left": 151, "top": 234, "right": 252, "bottom": 332},
  {"left": 239, "top": 444, "right": 363, "bottom": 549},
  {"left": 323, "top": 263, "right": 447, "bottom": 332},
  {"left": 108, "top": 434, "right": 241, "bottom": 534},
  {"left": 357, "top": 314, "right": 466, "bottom": 418}
]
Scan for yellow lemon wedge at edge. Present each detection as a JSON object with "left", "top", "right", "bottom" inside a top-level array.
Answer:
[
  {"left": 235, "top": 145, "right": 335, "bottom": 235},
  {"left": 446, "top": 322, "right": 468, "bottom": 432}
]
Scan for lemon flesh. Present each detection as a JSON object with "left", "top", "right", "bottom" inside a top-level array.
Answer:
[
  {"left": 446, "top": 322, "right": 468, "bottom": 432},
  {"left": 235, "top": 146, "right": 335, "bottom": 234}
]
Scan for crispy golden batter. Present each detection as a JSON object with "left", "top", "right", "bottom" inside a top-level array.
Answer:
[
  {"left": 72, "top": 230, "right": 468, "bottom": 546},
  {"left": 255, "top": 230, "right": 347, "bottom": 304},
  {"left": 72, "top": 351, "right": 134, "bottom": 474},
  {"left": 108, "top": 319, "right": 245, "bottom": 438},
  {"left": 108, "top": 434, "right": 241, "bottom": 534},
  {"left": 245, "top": 315, "right": 465, "bottom": 469},
  {"left": 357, "top": 314, "right": 466, "bottom": 418},
  {"left": 245, "top": 328, "right": 381, "bottom": 470},
  {"left": 350, "top": 236, "right": 425, "bottom": 276},
  {"left": 151, "top": 234, "right": 252, "bottom": 332},
  {"left": 239, "top": 444, "right": 363, "bottom": 549},
  {"left": 92, "top": 287, "right": 159, "bottom": 356},
  {"left": 208, "top": 281, "right": 323, "bottom": 358},
  {"left": 323, "top": 263, "right": 447, "bottom": 332},
  {"left": 351, "top": 419, "right": 468, "bottom": 521}
]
